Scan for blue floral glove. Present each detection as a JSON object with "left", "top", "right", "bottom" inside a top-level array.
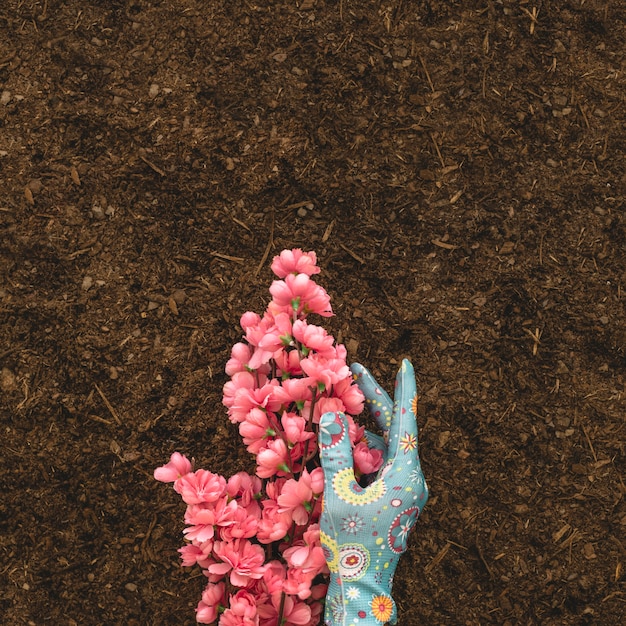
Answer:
[{"left": 319, "top": 359, "right": 428, "bottom": 625}]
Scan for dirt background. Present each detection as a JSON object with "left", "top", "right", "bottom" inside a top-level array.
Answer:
[{"left": 1, "top": 0, "right": 625, "bottom": 624}]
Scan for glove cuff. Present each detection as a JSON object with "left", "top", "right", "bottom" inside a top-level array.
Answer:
[{"left": 324, "top": 575, "right": 396, "bottom": 626}]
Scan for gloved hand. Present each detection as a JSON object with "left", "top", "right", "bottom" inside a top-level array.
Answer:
[{"left": 318, "top": 359, "right": 428, "bottom": 625}]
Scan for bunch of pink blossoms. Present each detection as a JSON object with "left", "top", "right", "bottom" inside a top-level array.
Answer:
[{"left": 155, "top": 250, "right": 383, "bottom": 626}]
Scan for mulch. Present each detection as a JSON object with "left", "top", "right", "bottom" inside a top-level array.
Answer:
[{"left": 1, "top": 1, "right": 625, "bottom": 624}]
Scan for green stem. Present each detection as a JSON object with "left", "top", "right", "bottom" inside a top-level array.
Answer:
[
  {"left": 277, "top": 589, "right": 287, "bottom": 625},
  {"left": 296, "top": 387, "right": 319, "bottom": 479}
]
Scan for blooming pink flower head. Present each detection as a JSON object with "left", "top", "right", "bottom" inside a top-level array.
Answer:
[
  {"left": 247, "top": 312, "right": 294, "bottom": 370},
  {"left": 257, "top": 506, "right": 292, "bottom": 544},
  {"left": 292, "top": 319, "right": 335, "bottom": 357},
  {"left": 273, "top": 348, "right": 304, "bottom": 378},
  {"left": 283, "top": 525, "right": 327, "bottom": 579},
  {"left": 220, "top": 590, "right": 259, "bottom": 626},
  {"left": 223, "top": 371, "right": 257, "bottom": 409},
  {"left": 277, "top": 474, "right": 314, "bottom": 526},
  {"left": 300, "top": 353, "right": 350, "bottom": 390},
  {"left": 333, "top": 375, "right": 365, "bottom": 416},
  {"left": 183, "top": 497, "right": 239, "bottom": 542},
  {"left": 209, "top": 539, "right": 267, "bottom": 588},
  {"left": 353, "top": 441, "right": 384, "bottom": 476},
  {"left": 154, "top": 452, "right": 192, "bottom": 483},
  {"left": 261, "top": 559, "right": 287, "bottom": 597},
  {"left": 311, "top": 397, "right": 346, "bottom": 424},
  {"left": 272, "top": 378, "right": 313, "bottom": 408},
  {"left": 271, "top": 249, "right": 320, "bottom": 278},
  {"left": 226, "top": 342, "right": 253, "bottom": 376},
  {"left": 240, "top": 311, "right": 261, "bottom": 331},
  {"left": 175, "top": 469, "right": 227, "bottom": 505},
  {"left": 281, "top": 412, "right": 315, "bottom": 446},
  {"left": 196, "top": 582, "right": 225, "bottom": 624},
  {"left": 226, "top": 472, "right": 262, "bottom": 508},
  {"left": 179, "top": 542, "right": 212, "bottom": 568},
  {"left": 228, "top": 379, "right": 281, "bottom": 424},
  {"left": 256, "top": 438, "right": 291, "bottom": 479},
  {"left": 239, "top": 407, "right": 275, "bottom": 454},
  {"left": 268, "top": 273, "right": 333, "bottom": 319},
  {"left": 219, "top": 503, "right": 259, "bottom": 541},
  {"left": 346, "top": 414, "right": 366, "bottom": 445}
]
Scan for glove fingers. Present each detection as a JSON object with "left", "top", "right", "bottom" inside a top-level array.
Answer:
[
  {"left": 350, "top": 362, "right": 394, "bottom": 434},
  {"left": 387, "top": 359, "right": 419, "bottom": 463},
  {"left": 363, "top": 429, "right": 386, "bottom": 454}
]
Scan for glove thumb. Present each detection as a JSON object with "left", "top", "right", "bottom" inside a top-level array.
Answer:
[{"left": 318, "top": 411, "right": 355, "bottom": 477}]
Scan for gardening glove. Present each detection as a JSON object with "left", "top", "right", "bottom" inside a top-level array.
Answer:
[{"left": 319, "top": 359, "right": 428, "bottom": 626}]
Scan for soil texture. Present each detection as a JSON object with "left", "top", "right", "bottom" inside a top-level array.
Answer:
[{"left": 1, "top": 1, "right": 625, "bottom": 624}]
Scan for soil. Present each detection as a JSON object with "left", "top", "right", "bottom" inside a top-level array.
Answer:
[{"left": 1, "top": 1, "right": 625, "bottom": 624}]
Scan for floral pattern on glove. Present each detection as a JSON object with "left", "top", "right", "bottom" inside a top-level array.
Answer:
[{"left": 319, "top": 359, "right": 428, "bottom": 625}]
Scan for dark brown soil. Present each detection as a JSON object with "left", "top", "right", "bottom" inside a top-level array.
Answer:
[{"left": 1, "top": 1, "right": 625, "bottom": 624}]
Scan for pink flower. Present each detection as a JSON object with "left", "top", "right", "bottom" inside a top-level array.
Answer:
[
  {"left": 257, "top": 503, "right": 292, "bottom": 544},
  {"left": 292, "top": 320, "right": 335, "bottom": 356},
  {"left": 196, "top": 582, "right": 225, "bottom": 624},
  {"left": 240, "top": 311, "right": 261, "bottom": 331},
  {"left": 219, "top": 504, "right": 259, "bottom": 541},
  {"left": 209, "top": 539, "right": 267, "bottom": 587},
  {"left": 223, "top": 371, "right": 257, "bottom": 409},
  {"left": 245, "top": 312, "right": 293, "bottom": 370},
  {"left": 311, "top": 397, "right": 345, "bottom": 424},
  {"left": 272, "top": 348, "right": 304, "bottom": 377},
  {"left": 333, "top": 375, "right": 365, "bottom": 416},
  {"left": 183, "top": 497, "right": 239, "bottom": 542},
  {"left": 154, "top": 452, "right": 192, "bottom": 483},
  {"left": 300, "top": 353, "right": 350, "bottom": 389},
  {"left": 261, "top": 560, "right": 286, "bottom": 597},
  {"left": 353, "top": 441, "right": 384, "bottom": 475},
  {"left": 282, "top": 567, "right": 316, "bottom": 600},
  {"left": 277, "top": 474, "right": 315, "bottom": 526},
  {"left": 281, "top": 412, "right": 315, "bottom": 446},
  {"left": 179, "top": 542, "right": 212, "bottom": 567},
  {"left": 269, "top": 274, "right": 332, "bottom": 318},
  {"left": 256, "top": 438, "right": 291, "bottom": 478},
  {"left": 239, "top": 408, "right": 276, "bottom": 454},
  {"left": 272, "top": 378, "right": 313, "bottom": 408},
  {"left": 282, "top": 525, "right": 326, "bottom": 575},
  {"left": 220, "top": 590, "right": 259, "bottom": 626},
  {"left": 226, "top": 472, "right": 262, "bottom": 513},
  {"left": 175, "top": 469, "right": 227, "bottom": 505},
  {"left": 226, "top": 342, "right": 253, "bottom": 376},
  {"left": 228, "top": 379, "right": 281, "bottom": 424},
  {"left": 271, "top": 249, "right": 320, "bottom": 278},
  {"left": 346, "top": 414, "right": 365, "bottom": 445},
  {"left": 308, "top": 467, "right": 324, "bottom": 494}
]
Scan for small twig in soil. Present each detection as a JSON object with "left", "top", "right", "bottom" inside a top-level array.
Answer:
[
  {"left": 140, "top": 154, "right": 166, "bottom": 177},
  {"left": 520, "top": 6, "right": 539, "bottom": 35},
  {"left": 418, "top": 54, "right": 435, "bottom": 93},
  {"left": 581, "top": 424, "right": 598, "bottom": 463},
  {"left": 86, "top": 414, "right": 113, "bottom": 426},
  {"left": 430, "top": 133, "right": 445, "bottom": 168},
  {"left": 424, "top": 542, "right": 451, "bottom": 574},
  {"left": 94, "top": 383, "right": 122, "bottom": 425},
  {"left": 255, "top": 211, "right": 275, "bottom": 276},
  {"left": 523, "top": 327, "right": 542, "bottom": 355},
  {"left": 210, "top": 251, "right": 244, "bottom": 264},
  {"left": 321, "top": 219, "right": 335, "bottom": 242},
  {"left": 339, "top": 242, "right": 365, "bottom": 264}
]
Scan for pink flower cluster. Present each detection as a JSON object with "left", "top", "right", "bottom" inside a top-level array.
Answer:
[{"left": 155, "top": 250, "right": 382, "bottom": 625}]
